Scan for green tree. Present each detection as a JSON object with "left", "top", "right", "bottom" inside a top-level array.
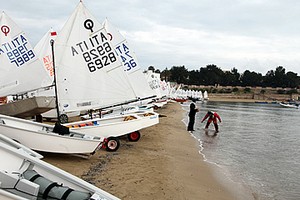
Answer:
[
  {"left": 187, "top": 70, "right": 200, "bottom": 85},
  {"left": 263, "top": 70, "right": 276, "bottom": 87},
  {"left": 148, "top": 66, "right": 155, "bottom": 72},
  {"left": 161, "top": 68, "right": 171, "bottom": 81},
  {"left": 240, "top": 70, "right": 263, "bottom": 87},
  {"left": 221, "top": 68, "right": 241, "bottom": 86},
  {"left": 274, "top": 66, "right": 286, "bottom": 87},
  {"left": 169, "top": 66, "right": 189, "bottom": 84},
  {"left": 285, "top": 71, "right": 299, "bottom": 88},
  {"left": 199, "top": 64, "right": 224, "bottom": 85}
]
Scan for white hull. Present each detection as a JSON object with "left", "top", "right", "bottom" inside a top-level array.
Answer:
[
  {"left": 0, "top": 96, "right": 56, "bottom": 118},
  {"left": 135, "top": 112, "right": 160, "bottom": 130},
  {"left": 81, "top": 104, "right": 154, "bottom": 120},
  {"left": 64, "top": 112, "right": 159, "bottom": 138},
  {"left": 0, "top": 134, "right": 43, "bottom": 159},
  {"left": 0, "top": 114, "right": 103, "bottom": 154},
  {"left": 0, "top": 138, "right": 119, "bottom": 200},
  {"left": 41, "top": 108, "right": 80, "bottom": 119},
  {"left": 0, "top": 189, "right": 28, "bottom": 200},
  {"left": 279, "top": 102, "right": 299, "bottom": 109}
]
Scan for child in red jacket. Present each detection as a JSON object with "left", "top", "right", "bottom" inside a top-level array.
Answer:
[{"left": 201, "top": 111, "right": 222, "bottom": 133}]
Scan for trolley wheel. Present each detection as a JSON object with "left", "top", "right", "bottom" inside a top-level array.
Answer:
[
  {"left": 105, "top": 137, "right": 120, "bottom": 152},
  {"left": 127, "top": 131, "right": 141, "bottom": 142},
  {"left": 59, "top": 114, "right": 69, "bottom": 123}
]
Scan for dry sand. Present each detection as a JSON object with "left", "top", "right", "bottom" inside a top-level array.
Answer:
[{"left": 43, "top": 101, "right": 254, "bottom": 200}]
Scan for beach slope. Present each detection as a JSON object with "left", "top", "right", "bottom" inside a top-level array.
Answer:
[{"left": 44, "top": 101, "right": 242, "bottom": 199}]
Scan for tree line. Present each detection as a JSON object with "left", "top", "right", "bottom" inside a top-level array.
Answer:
[{"left": 148, "top": 65, "right": 300, "bottom": 89}]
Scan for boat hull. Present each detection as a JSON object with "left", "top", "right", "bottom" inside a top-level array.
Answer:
[
  {"left": 0, "top": 114, "right": 102, "bottom": 154},
  {"left": 0, "top": 96, "right": 56, "bottom": 118},
  {"left": 64, "top": 112, "right": 159, "bottom": 138},
  {"left": 279, "top": 102, "right": 299, "bottom": 109},
  {"left": 0, "top": 139, "right": 120, "bottom": 200}
]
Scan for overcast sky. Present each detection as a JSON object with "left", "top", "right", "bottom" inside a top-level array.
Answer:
[{"left": 2, "top": 0, "right": 300, "bottom": 75}]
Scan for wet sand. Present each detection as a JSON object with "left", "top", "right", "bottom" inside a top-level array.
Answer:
[{"left": 43, "top": 101, "right": 254, "bottom": 200}]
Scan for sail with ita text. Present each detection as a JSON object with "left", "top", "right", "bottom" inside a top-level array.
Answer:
[
  {"left": 0, "top": 12, "right": 52, "bottom": 97},
  {"left": 54, "top": 2, "right": 137, "bottom": 114},
  {"left": 103, "top": 19, "right": 155, "bottom": 100}
]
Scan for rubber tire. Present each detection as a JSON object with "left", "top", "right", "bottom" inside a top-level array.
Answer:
[
  {"left": 127, "top": 131, "right": 141, "bottom": 142},
  {"left": 105, "top": 137, "right": 120, "bottom": 152},
  {"left": 59, "top": 114, "right": 69, "bottom": 123}
]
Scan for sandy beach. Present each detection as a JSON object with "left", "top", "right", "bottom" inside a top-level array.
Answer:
[{"left": 43, "top": 101, "right": 254, "bottom": 200}]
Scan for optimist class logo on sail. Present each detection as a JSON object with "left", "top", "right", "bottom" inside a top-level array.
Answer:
[
  {"left": 70, "top": 20, "right": 117, "bottom": 73},
  {"left": 0, "top": 28, "right": 36, "bottom": 67}
]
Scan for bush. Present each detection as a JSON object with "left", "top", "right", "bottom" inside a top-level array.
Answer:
[
  {"left": 232, "top": 87, "right": 239, "bottom": 93},
  {"left": 260, "top": 89, "right": 266, "bottom": 94},
  {"left": 244, "top": 87, "right": 251, "bottom": 93},
  {"left": 286, "top": 89, "right": 298, "bottom": 94},
  {"left": 212, "top": 88, "right": 218, "bottom": 93},
  {"left": 277, "top": 89, "right": 285, "bottom": 94}
]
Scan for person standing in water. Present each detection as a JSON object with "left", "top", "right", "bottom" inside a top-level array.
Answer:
[
  {"left": 201, "top": 111, "right": 222, "bottom": 133},
  {"left": 187, "top": 101, "right": 199, "bottom": 132}
]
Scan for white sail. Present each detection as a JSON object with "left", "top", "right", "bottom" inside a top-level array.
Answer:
[
  {"left": 160, "top": 80, "right": 168, "bottom": 97},
  {"left": 199, "top": 91, "right": 203, "bottom": 100},
  {"left": 204, "top": 90, "right": 209, "bottom": 100},
  {"left": 54, "top": 2, "right": 137, "bottom": 113},
  {"left": 145, "top": 70, "right": 162, "bottom": 99},
  {"left": 103, "top": 19, "right": 155, "bottom": 100},
  {"left": 0, "top": 12, "right": 52, "bottom": 97},
  {"left": 34, "top": 28, "right": 57, "bottom": 82}
]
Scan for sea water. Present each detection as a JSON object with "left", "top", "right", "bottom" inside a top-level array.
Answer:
[{"left": 182, "top": 101, "right": 300, "bottom": 200}]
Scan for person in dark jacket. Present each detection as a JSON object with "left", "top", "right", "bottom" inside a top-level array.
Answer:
[{"left": 187, "top": 101, "right": 199, "bottom": 132}]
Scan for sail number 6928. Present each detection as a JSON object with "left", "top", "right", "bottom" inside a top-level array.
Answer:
[{"left": 82, "top": 42, "right": 117, "bottom": 72}]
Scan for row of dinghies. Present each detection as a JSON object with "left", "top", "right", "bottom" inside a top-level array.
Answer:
[
  {"left": 0, "top": 1, "right": 178, "bottom": 199},
  {"left": 0, "top": 0, "right": 165, "bottom": 155}
]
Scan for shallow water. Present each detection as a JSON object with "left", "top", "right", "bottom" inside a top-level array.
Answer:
[{"left": 182, "top": 101, "right": 300, "bottom": 200}]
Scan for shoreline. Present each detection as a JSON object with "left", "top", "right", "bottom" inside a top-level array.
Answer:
[
  {"left": 208, "top": 97, "right": 279, "bottom": 103},
  {"left": 43, "top": 101, "right": 254, "bottom": 200}
]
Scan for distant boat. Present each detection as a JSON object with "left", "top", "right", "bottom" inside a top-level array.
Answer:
[
  {"left": 203, "top": 91, "right": 209, "bottom": 101},
  {"left": 279, "top": 102, "right": 299, "bottom": 109},
  {"left": 0, "top": 135, "right": 119, "bottom": 200},
  {"left": 0, "top": 114, "right": 103, "bottom": 155},
  {"left": 174, "top": 98, "right": 187, "bottom": 103}
]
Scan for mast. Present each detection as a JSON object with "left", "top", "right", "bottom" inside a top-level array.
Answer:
[{"left": 50, "top": 39, "right": 60, "bottom": 122}]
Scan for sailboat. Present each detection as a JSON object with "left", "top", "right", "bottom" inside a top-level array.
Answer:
[
  {"left": 50, "top": 2, "right": 159, "bottom": 151},
  {"left": 0, "top": 11, "right": 106, "bottom": 155},
  {"left": 32, "top": 28, "right": 81, "bottom": 121},
  {"left": 0, "top": 114, "right": 104, "bottom": 154},
  {"left": 203, "top": 90, "right": 209, "bottom": 101},
  {"left": 78, "top": 19, "right": 158, "bottom": 117},
  {"left": 0, "top": 12, "right": 55, "bottom": 118},
  {"left": 0, "top": 135, "right": 120, "bottom": 200},
  {"left": 145, "top": 70, "right": 169, "bottom": 107}
]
